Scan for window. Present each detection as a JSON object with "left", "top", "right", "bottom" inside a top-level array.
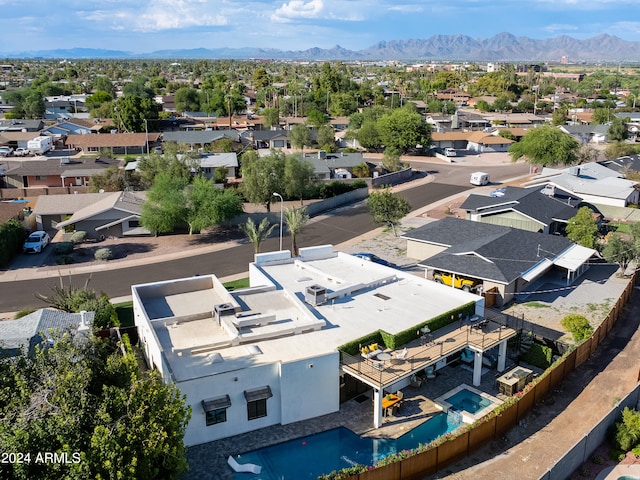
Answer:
[
  {"left": 244, "top": 386, "right": 272, "bottom": 421},
  {"left": 201, "top": 395, "right": 231, "bottom": 427},
  {"left": 128, "top": 220, "right": 140, "bottom": 228},
  {"left": 35, "top": 175, "right": 47, "bottom": 181},
  {"left": 206, "top": 408, "right": 227, "bottom": 426}
]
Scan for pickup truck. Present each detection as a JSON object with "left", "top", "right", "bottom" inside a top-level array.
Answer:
[
  {"left": 0, "top": 146, "right": 13, "bottom": 157},
  {"left": 433, "top": 271, "right": 481, "bottom": 293}
]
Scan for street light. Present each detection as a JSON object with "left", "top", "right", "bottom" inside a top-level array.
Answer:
[
  {"left": 272, "top": 192, "right": 283, "bottom": 251},
  {"left": 143, "top": 118, "right": 149, "bottom": 160}
]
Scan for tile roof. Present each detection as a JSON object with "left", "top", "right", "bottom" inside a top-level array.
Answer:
[
  {"left": 3, "top": 156, "right": 121, "bottom": 177},
  {"left": 64, "top": 132, "right": 160, "bottom": 148},
  {"left": 162, "top": 130, "right": 238, "bottom": 144},
  {"left": 404, "top": 217, "right": 580, "bottom": 284}
]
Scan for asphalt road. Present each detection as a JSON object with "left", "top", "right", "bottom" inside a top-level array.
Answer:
[{"left": 0, "top": 160, "right": 530, "bottom": 312}]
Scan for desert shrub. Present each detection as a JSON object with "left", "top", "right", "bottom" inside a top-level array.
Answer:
[
  {"left": 70, "top": 231, "right": 87, "bottom": 243},
  {"left": 54, "top": 242, "right": 74, "bottom": 254},
  {"left": 14, "top": 308, "right": 36, "bottom": 319},
  {"left": 56, "top": 254, "right": 74, "bottom": 265},
  {"left": 610, "top": 407, "right": 640, "bottom": 452},
  {"left": 561, "top": 314, "right": 593, "bottom": 342},
  {"left": 94, "top": 247, "right": 113, "bottom": 261}
]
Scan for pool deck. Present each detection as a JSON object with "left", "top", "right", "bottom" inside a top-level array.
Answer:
[{"left": 184, "top": 358, "right": 526, "bottom": 480}]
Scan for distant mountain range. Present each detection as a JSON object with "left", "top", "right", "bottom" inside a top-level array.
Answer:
[{"left": 4, "top": 33, "right": 640, "bottom": 62}]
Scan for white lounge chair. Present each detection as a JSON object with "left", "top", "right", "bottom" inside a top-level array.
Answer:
[
  {"left": 227, "top": 455, "right": 262, "bottom": 474},
  {"left": 394, "top": 347, "right": 408, "bottom": 361}
]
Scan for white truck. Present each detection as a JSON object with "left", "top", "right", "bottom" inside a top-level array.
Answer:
[{"left": 26, "top": 136, "right": 53, "bottom": 155}]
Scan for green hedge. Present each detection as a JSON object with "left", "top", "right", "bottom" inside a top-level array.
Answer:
[
  {"left": 520, "top": 342, "right": 552, "bottom": 369},
  {"left": 0, "top": 220, "right": 27, "bottom": 267},
  {"left": 338, "top": 302, "right": 476, "bottom": 353}
]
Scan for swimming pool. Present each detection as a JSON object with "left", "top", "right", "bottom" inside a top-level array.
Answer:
[
  {"left": 445, "top": 388, "right": 492, "bottom": 414},
  {"left": 232, "top": 413, "right": 461, "bottom": 480},
  {"left": 434, "top": 384, "right": 502, "bottom": 424}
]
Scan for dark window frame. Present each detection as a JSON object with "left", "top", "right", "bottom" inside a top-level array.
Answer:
[
  {"left": 247, "top": 398, "right": 267, "bottom": 420},
  {"left": 205, "top": 407, "right": 227, "bottom": 426}
]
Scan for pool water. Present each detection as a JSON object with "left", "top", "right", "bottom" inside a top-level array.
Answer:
[
  {"left": 444, "top": 388, "right": 492, "bottom": 414},
  {"left": 232, "top": 413, "right": 460, "bottom": 479}
]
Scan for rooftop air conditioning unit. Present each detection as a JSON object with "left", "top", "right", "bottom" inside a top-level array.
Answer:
[
  {"left": 541, "top": 185, "right": 556, "bottom": 197},
  {"left": 305, "top": 284, "right": 327, "bottom": 306},
  {"left": 214, "top": 303, "right": 236, "bottom": 323}
]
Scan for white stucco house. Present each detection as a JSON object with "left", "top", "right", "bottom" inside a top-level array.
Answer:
[{"left": 132, "top": 245, "right": 514, "bottom": 446}]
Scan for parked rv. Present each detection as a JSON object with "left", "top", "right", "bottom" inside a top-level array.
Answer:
[
  {"left": 470, "top": 172, "right": 490, "bottom": 186},
  {"left": 26, "top": 136, "right": 53, "bottom": 155}
]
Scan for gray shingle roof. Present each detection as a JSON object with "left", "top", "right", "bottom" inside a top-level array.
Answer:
[
  {"left": 460, "top": 186, "right": 580, "bottom": 226},
  {"left": 0, "top": 308, "right": 93, "bottom": 355},
  {"left": 404, "top": 217, "right": 578, "bottom": 284},
  {"left": 162, "top": 130, "right": 238, "bottom": 144}
]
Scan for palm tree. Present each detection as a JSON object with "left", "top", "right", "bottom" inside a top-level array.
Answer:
[
  {"left": 241, "top": 217, "right": 276, "bottom": 254},
  {"left": 284, "top": 206, "right": 309, "bottom": 256}
]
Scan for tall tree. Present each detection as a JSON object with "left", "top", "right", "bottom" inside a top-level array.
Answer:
[
  {"left": 509, "top": 126, "right": 579, "bottom": 167},
  {"left": 381, "top": 147, "right": 403, "bottom": 173},
  {"left": 602, "top": 234, "right": 634, "bottom": 273},
  {"left": 0, "top": 333, "right": 190, "bottom": 480},
  {"left": 565, "top": 206, "right": 599, "bottom": 248},
  {"left": 184, "top": 175, "right": 243, "bottom": 234},
  {"left": 608, "top": 117, "right": 629, "bottom": 142},
  {"left": 241, "top": 217, "right": 277, "bottom": 254},
  {"left": 114, "top": 96, "right": 159, "bottom": 133},
  {"left": 316, "top": 125, "right": 336, "bottom": 151},
  {"left": 140, "top": 173, "right": 189, "bottom": 234},
  {"left": 284, "top": 206, "right": 309, "bottom": 256},
  {"left": 366, "top": 188, "right": 411, "bottom": 236},
  {"left": 290, "top": 124, "right": 311, "bottom": 151},
  {"left": 284, "top": 155, "right": 316, "bottom": 205},
  {"left": 376, "top": 107, "right": 430, "bottom": 153},
  {"left": 239, "top": 150, "right": 285, "bottom": 212}
]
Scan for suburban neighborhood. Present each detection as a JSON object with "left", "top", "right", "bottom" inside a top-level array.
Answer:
[{"left": 1, "top": 48, "right": 640, "bottom": 480}]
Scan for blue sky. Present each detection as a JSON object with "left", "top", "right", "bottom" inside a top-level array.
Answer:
[{"left": 1, "top": 0, "right": 640, "bottom": 54}]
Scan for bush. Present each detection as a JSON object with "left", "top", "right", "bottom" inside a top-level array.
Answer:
[
  {"left": 610, "top": 407, "right": 640, "bottom": 452},
  {"left": 70, "top": 231, "right": 87, "bottom": 243},
  {"left": 55, "top": 242, "right": 74, "bottom": 254},
  {"left": 94, "top": 247, "right": 113, "bottom": 261},
  {"left": 56, "top": 254, "right": 75, "bottom": 265},
  {"left": 520, "top": 342, "right": 553, "bottom": 369},
  {"left": 0, "top": 220, "right": 27, "bottom": 267},
  {"left": 561, "top": 314, "right": 593, "bottom": 342},
  {"left": 14, "top": 308, "right": 36, "bottom": 319}
]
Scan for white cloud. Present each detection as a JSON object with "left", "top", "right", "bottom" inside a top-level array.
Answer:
[
  {"left": 388, "top": 4, "right": 424, "bottom": 13},
  {"left": 544, "top": 23, "right": 579, "bottom": 33},
  {"left": 78, "top": 1, "right": 228, "bottom": 32},
  {"left": 271, "top": 0, "right": 324, "bottom": 23}
]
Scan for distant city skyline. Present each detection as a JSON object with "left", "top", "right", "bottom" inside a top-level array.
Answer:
[{"left": 1, "top": 0, "right": 640, "bottom": 55}]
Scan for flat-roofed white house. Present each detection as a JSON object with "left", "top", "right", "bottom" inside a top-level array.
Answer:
[{"left": 132, "top": 245, "right": 517, "bottom": 446}]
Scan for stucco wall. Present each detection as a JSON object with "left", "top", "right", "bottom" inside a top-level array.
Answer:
[{"left": 406, "top": 240, "right": 448, "bottom": 261}]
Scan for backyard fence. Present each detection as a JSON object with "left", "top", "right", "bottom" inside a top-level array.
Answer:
[{"left": 337, "top": 272, "right": 637, "bottom": 480}]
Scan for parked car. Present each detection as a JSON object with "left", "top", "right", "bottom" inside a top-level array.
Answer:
[
  {"left": 0, "top": 146, "right": 13, "bottom": 157},
  {"left": 13, "top": 148, "right": 29, "bottom": 157},
  {"left": 23, "top": 231, "right": 51, "bottom": 254},
  {"left": 433, "top": 271, "right": 481, "bottom": 293},
  {"left": 444, "top": 148, "right": 457, "bottom": 157},
  {"left": 352, "top": 252, "right": 396, "bottom": 268}
]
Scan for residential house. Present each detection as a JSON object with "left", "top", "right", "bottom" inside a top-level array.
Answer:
[
  {"left": 465, "top": 131, "right": 514, "bottom": 153},
  {"left": 31, "top": 192, "right": 115, "bottom": 232},
  {"left": 559, "top": 124, "right": 609, "bottom": 144},
  {"left": 42, "top": 120, "right": 94, "bottom": 137},
  {"left": 162, "top": 130, "right": 240, "bottom": 150},
  {"left": 430, "top": 132, "right": 470, "bottom": 150},
  {"left": 244, "top": 130, "right": 290, "bottom": 150},
  {"left": 44, "top": 94, "right": 88, "bottom": 120},
  {"left": 2, "top": 156, "right": 121, "bottom": 189},
  {"left": 296, "top": 151, "right": 371, "bottom": 180},
  {"left": 132, "top": 245, "right": 500, "bottom": 446},
  {"left": 402, "top": 217, "right": 596, "bottom": 307},
  {"left": 0, "top": 131, "right": 43, "bottom": 151},
  {"left": 601, "top": 154, "right": 640, "bottom": 175},
  {"left": 0, "top": 119, "right": 44, "bottom": 133},
  {"left": 453, "top": 111, "right": 492, "bottom": 131},
  {"left": 64, "top": 132, "right": 160, "bottom": 155},
  {"left": 54, "top": 191, "right": 150, "bottom": 239},
  {"left": 525, "top": 162, "right": 639, "bottom": 208},
  {"left": 0, "top": 309, "right": 93, "bottom": 357},
  {"left": 460, "top": 185, "right": 581, "bottom": 234}
]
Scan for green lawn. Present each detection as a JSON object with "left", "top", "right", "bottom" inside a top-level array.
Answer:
[{"left": 112, "top": 278, "right": 250, "bottom": 327}]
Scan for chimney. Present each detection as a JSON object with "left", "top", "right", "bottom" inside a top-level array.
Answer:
[{"left": 78, "top": 310, "right": 90, "bottom": 335}]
